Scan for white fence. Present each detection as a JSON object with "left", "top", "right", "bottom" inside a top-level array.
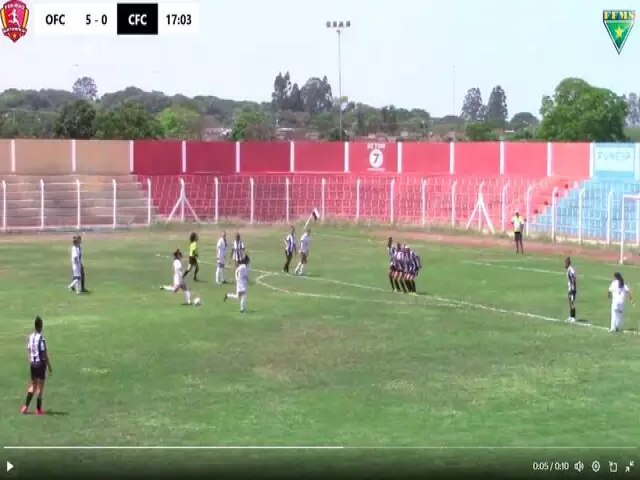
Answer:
[{"left": 2, "top": 175, "right": 640, "bottom": 252}]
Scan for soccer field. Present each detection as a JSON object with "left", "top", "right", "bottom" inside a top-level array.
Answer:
[{"left": 1, "top": 225, "right": 638, "bottom": 478}]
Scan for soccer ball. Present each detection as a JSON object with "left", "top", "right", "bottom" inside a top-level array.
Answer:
[{"left": 193, "top": 297, "right": 202, "bottom": 306}]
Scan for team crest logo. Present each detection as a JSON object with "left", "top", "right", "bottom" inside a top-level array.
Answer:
[
  {"left": 603, "top": 10, "right": 635, "bottom": 54},
  {"left": 0, "top": 0, "right": 29, "bottom": 43}
]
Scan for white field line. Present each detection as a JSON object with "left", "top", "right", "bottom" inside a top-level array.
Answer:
[
  {"left": 3, "top": 445, "right": 635, "bottom": 450},
  {"left": 463, "top": 261, "right": 614, "bottom": 282},
  {"left": 155, "top": 254, "right": 640, "bottom": 336}
]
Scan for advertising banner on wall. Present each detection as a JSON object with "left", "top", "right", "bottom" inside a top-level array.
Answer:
[{"left": 592, "top": 143, "right": 637, "bottom": 180}]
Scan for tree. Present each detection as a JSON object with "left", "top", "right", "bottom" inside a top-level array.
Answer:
[
  {"left": 510, "top": 112, "right": 539, "bottom": 131},
  {"left": 465, "top": 122, "right": 494, "bottom": 141},
  {"left": 53, "top": 100, "right": 97, "bottom": 139},
  {"left": 461, "top": 88, "right": 484, "bottom": 122},
  {"left": 271, "top": 72, "right": 292, "bottom": 111},
  {"left": 156, "top": 105, "right": 201, "bottom": 139},
  {"left": 285, "top": 83, "right": 304, "bottom": 112},
  {"left": 231, "top": 108, "right": 274, "bottom": 141},
  {"left": 625, "top": 93, "right": 639, "bottom": 126},
  {"left": 72, "top": 77, "right": 98, "bottom": 101},
  {"left": 300, "top": 77, "right": 333, "bottom": 115},
  {"left": 486, "top": 85, "right": 508, "bottom": 127},
  {"left": 381, "top": 105, "right": 399, "bottom": 135},
  {"left": 537, "top": 78, "right": 628, "bottom": 142},
  {"left": 94, "top": 102, "right": 162, "bottom": 139}
]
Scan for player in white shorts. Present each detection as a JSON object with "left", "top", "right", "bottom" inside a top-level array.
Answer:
[
  {"left": 607, "top": 272, "right": 633, "bottom": 332},
  {"left": 224, "top": 255, "right": 249, "bottom": 313},
  {"left": 294, "top": 228, "right": 311, "bottom": 276},
  {"left": 216, "top": 231, "right": 228, "bottom": 285},
  {"left": 160, "top": 249, "right": 193, "bottom": 305},
  {"left": 67, "top": 236, "right": 82, "bottom": 294}
]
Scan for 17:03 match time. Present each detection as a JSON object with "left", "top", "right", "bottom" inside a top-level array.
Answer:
[{"left": 166, "top": 13, "right": 192, "bottom": 26}]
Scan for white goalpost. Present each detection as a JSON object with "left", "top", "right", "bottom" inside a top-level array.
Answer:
[{"left": 618, "top": 193, "right": 640, "bottom": 264}]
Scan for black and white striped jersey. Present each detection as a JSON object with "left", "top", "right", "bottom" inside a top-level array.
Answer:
[
  {"left": 567, "top": 266, "right": 577, "bottom": 292},
  {"left": 232, "top": 240, "right": 245, "bottom": 262},
  {"left": 27, "top": 332, "right": 46, "bottom": 364},
  {"left": 285, "top": 233, "right": 296, "bottom": 255}
]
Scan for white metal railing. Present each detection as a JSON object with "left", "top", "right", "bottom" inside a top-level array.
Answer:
[{"left": 0, "top": 175, "right": 638, "bottom": 250}]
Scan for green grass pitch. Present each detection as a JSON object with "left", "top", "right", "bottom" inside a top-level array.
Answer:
[{"left": 0, "top": 226, "right": 638, "bottom": 476}]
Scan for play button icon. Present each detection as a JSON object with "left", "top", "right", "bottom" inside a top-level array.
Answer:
[{"left": 6, "top": 461, "right": 14, "bottom": 473}]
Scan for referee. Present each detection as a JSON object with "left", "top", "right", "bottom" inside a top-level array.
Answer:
[
  {"left": 21, "top": 316, "right": 52, "bottom": 415},
  {"left": 511, "top": 211, "right": 525, "bottom": 255}
]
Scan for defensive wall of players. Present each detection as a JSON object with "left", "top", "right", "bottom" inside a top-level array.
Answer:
[{"left": 0, "top": 138, "right": 614, "bottom": 178}]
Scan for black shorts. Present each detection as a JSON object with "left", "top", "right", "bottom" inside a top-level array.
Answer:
[
  {"left": 188, "top": 256, "right": 198, "bottom": 266},
  {"left": 30, "top": 362, "right": 46, "bottom": 381},
  {"left": 568, "top": 290, "right": 577, "bottom": 303},
  {"left": 514, "top": 232, "right": 523, "bottom": 241},
  {"left": 285, "top": 251, "right": 293, "bottom": 260}
]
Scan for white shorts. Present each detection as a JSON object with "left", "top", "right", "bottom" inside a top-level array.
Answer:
[
  {"left": 237, "top": 288, "right": 246, "bottom": 296},
  {"left": 173, "top": 275, "right": 186, "bottom": 289}
]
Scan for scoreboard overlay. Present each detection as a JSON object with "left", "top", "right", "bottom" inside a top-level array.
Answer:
[{"left": 19, "top": 1, "right": 199, "bottom": 36}]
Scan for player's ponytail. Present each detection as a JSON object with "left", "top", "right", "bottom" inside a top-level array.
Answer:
[{"left": 614, "top": 272, "right": 625, "bottom": 288}]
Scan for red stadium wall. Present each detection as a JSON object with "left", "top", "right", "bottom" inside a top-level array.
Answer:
[
  {"left": 349, "top": 142, "right": 398, "bottom": 174},
  {"left": 133, "top": 140, "right": 182, "bottom": 175},
  {"left": 401, "top": 142, "right": 450, "bottom": 174},
  {"left": 240, "top": 142, "right": 290, "bottom": 173},
  {"left": 126, "top": 140, "right": 591, "bottom": 178},
  {"left": 186, "top": 141, "right": 235, "bottom": 174},
  {"left": 453, "top": 142, "right": 500, "bottom": 175},
  {"left": 503, "top": 142, "right": 547, "bottom": 177},
  {"left": 550, "top": 142, "right": 590, "bottom": 178},
  {"left": 294, "top": 142, "right": 343, "bottom": 172}
]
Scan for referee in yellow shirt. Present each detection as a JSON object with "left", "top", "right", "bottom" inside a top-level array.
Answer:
[
  {"left": 511, "top": 211, "right": 525, "bottom": 254},
  {"left": 184, "top": 232, "right": 200, "bottom": 281}
]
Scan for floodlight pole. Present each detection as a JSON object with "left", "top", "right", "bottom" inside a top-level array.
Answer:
[{"left": 326, "top": 20, "right": 351, "bottom": 141}]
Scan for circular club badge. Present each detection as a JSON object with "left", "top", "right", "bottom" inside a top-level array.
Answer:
[{"left": 369, "top": 148, "right": 384, "bottom": 169}]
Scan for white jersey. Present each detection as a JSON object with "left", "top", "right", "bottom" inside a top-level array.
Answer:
[
  {"left": 566, "top": 266, "right": 577, "bottom": 292},
  {"left": 216, "top": 237, "right": 227, "bottom": 264},
  {"left": 235, "top": 264, "right": 248, "bottom": 293},
  {"left": 27, "top": 332, "right": 46, "bottom": 364},
  {"left": 300, "top": 233, "right": 310, "bottom": 254},
  {"left": 232, "top": 240, "right": 245, "bottom": 262},
  {"left": 173, "top": 259, "right": 184, "bottom": 288},
  {"left": 71, "top": 245, "right": 81, "bottom": 277},
  {"left": 609, "top": 280, "right": 630, "bottom": 310}
]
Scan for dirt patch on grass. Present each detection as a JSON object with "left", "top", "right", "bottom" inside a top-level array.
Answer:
[{"left": 367, "top": 229, "right": 623, "bottom": 263}]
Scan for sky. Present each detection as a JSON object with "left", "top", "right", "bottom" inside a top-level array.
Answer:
[{"left": 2, "top": 0, "right": 639, "bottom": 118}]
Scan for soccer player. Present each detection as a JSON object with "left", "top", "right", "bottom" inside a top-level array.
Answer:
[
  {"left": 224, "top": 255, "right": 249, "bottom": 313},
  {"left": 67, "top": 236, "right": 82, "bottom": 294},
  {"left": 511, "top": 211, "right": 525, "bottom": 254},
  {"left": 215, "top": 231, "right": 228, "bottom": 285},
  {"left": 607, "top": 272, "right": 634, "bottom": 332},
  {"left": 21, "top": 316, "right": 52, "bottom": 415},
  {"left": 294, "top": 228, "right": 311, "bottom": 276},
  {"left": 76, "top": 235, "right": 88, "bottom": 292},
  {"left": 565, "top": 257, "right": 577, "bottom": 323},
  {"left": 393, "top": 243, "right": 408, "bottom": 294},
  {"left": 407, "top": 247, "right": 421, "bottom": 294},
  {"left": 232, "top": 233, "right": 245, "bottom": 266},
  {"left": 387, "top": 237, "right": 397, "bottom": 291},
  {"left": 160, "top": 249, "right": 193, "bottom": 305},
  {"left": 184, "top": 232, "right": 200, "bottom": 281},
  {"left": 283, "top": 226, "right": 296, "bottom": 274}
]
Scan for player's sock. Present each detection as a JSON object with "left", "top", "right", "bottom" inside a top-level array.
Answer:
[
  {"left": 162, "top": 286, "right": 174, "bottom": 292},
  {"left": 294, "top": 263, "right": 301, "bottom": 275},
  {"left": 216, "top": 267, "right": 221, "bottom": 284},
  {"left": 227, "top": 293, "right": 238, "bottom": 299},
  {"left": 24, "top": 392, "right": 33, "bottom": 408},
  {"left": 185, "top": 290, "right": 192, "bottom": 304},
  {"left": 36, "top": 397, "right": 42, "bottom": 411},
  {"left": 570, "top": 307, "right": 576, "bottom": 320},
  {"left": 408, "top": 280, "right": 415, "bottom": 292},
  {"left": 389, "top": 275, "right": 395, "bottom": 291},
  {"left": 194, "top": 265, "right": 199, "bottom": 281},
  {"left": 393, "top": 279, "right": 401, "bottom": 292},
  {"left": 300, "top": 265, "right": 305, "bottom": 275},
  {"left": 399, "top": 280, "right": 407, "bottom": 293},
  {"left": 240, "top": 295, "right": 246, "bottom": 312}
]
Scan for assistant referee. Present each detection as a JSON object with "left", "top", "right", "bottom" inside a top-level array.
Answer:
[{"left": 511, "top": 211, "right": 525, "bottom": 255}]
